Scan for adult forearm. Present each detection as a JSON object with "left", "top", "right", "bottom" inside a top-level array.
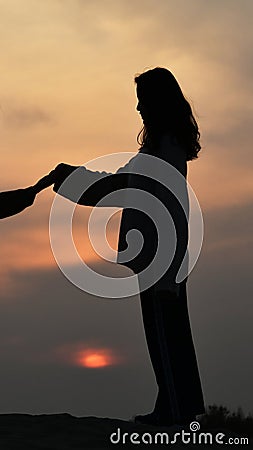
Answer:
[{"left": 0, "top": 187, "right": 35, "bottom": 219}]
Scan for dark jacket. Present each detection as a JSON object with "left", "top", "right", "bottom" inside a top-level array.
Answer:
[{"left": 53, "top": 135, "right": 189, "bottom": 294}]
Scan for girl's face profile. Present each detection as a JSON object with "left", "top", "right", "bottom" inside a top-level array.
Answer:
[{"left": 136, "top": 97, "right": 148, "bottom": 124}]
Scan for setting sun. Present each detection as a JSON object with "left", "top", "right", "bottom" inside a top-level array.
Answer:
[{"left": 75, "top": 348, "right": 117, "bottom": 368}]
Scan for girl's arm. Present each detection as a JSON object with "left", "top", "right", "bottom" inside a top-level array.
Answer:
[{"left": 53, "top": 157, "right": 137, "bottom": 208}]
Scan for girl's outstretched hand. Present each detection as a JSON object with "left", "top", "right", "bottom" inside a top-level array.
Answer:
[{"left": 53, "top": 163, "right": 78, "bottom": 192}]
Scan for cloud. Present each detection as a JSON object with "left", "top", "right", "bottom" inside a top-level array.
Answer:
[
  {"left": 0, "top": 192, "right": 123, "bottom": 298},
  {"left": 3, "top": 106, "right": 53, "bottom": 129},
  {"left": 204, "top": 201, "right": 253, "bottom": 254}
]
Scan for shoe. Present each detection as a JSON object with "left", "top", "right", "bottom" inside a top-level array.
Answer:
[{"left": 133, "top": 411, "right": 174, "bottom": 427}]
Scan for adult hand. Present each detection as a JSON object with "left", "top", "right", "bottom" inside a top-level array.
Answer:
[{"left": 31, "top": 169, "right": 57, "bottom": 194}]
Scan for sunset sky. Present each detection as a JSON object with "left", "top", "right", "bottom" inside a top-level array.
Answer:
[{"left": 0, "top": 0, "right": 253, "bottom": 418}]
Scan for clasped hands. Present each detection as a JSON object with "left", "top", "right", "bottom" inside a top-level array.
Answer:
[
  {"left": 31, "top": 163, "right": 75, "bottom": 196},
  {"left": 0, "top": 163, "right": 73, "bottom": 219}
]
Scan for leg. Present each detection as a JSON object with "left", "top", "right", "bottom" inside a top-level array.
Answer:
[{"left": 139, "top": 282, "right": 205, "bottom": 424}]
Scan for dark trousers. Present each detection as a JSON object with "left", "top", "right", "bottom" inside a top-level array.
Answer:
[{"left": 139, "top": 281, "right": 205, "bottom": 422}]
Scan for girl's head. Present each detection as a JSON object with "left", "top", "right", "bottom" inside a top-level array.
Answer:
[{"left": 135, "top": 67, "right": 201, "bottom": 160}]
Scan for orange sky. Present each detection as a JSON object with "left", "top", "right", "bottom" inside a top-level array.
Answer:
[{"left": 1, "top": 0, "right": 252, "bottom": 277}]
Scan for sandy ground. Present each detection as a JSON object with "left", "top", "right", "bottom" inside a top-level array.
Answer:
[{"left": 0, "top": 413, "right": 251, "bottom": 449}]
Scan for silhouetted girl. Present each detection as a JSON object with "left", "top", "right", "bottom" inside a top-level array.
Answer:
[{"left": 53, "top": 67, "right": 205, "bottom": 426}]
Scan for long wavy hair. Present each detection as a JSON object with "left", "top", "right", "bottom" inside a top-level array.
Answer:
[{"left": 135, "top": 67, "right": 201, "bottom": 161}]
